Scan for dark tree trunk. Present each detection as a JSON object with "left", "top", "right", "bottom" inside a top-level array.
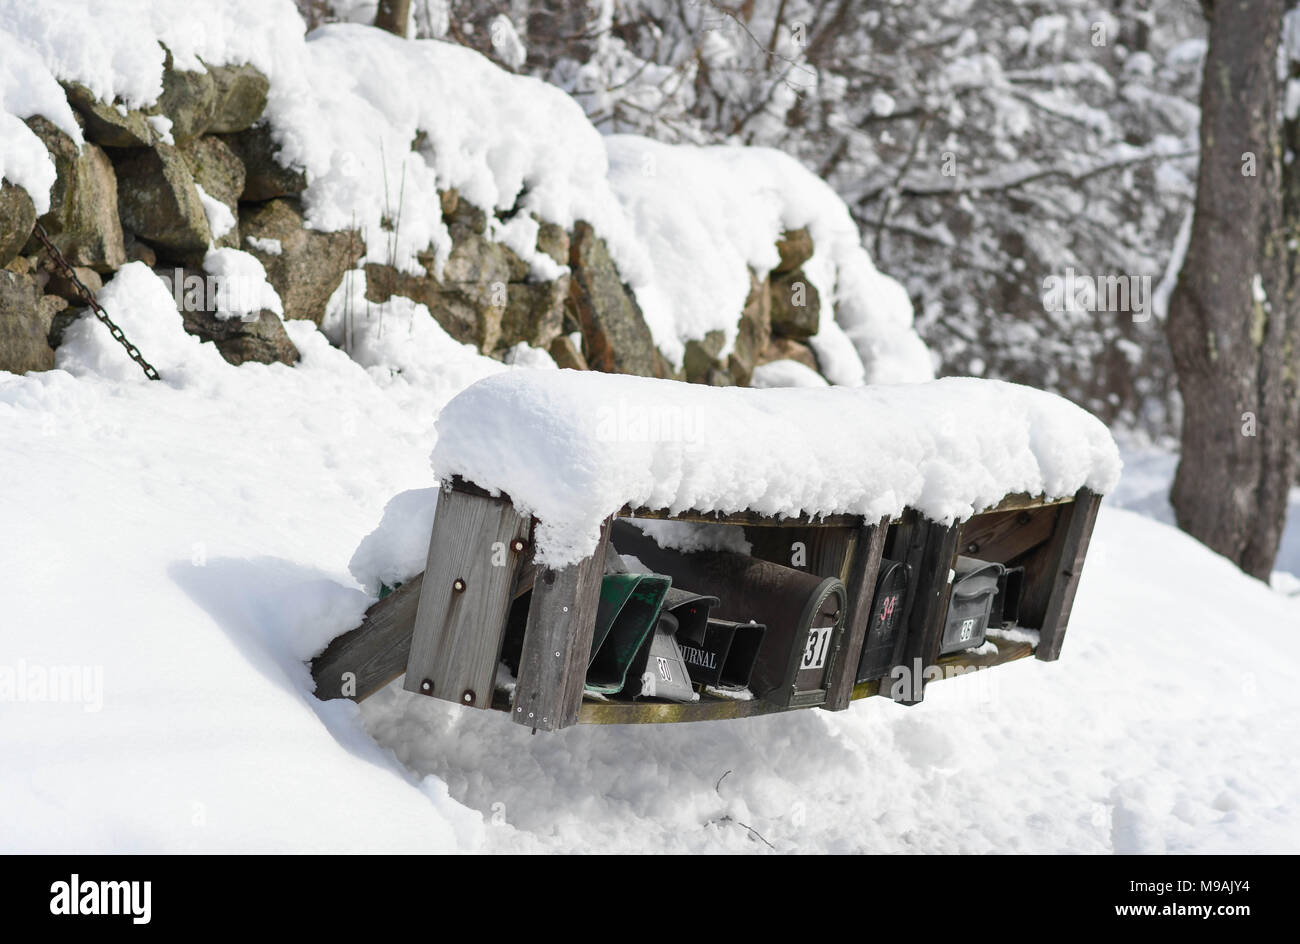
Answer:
[
  {"left": 375, "top": 0, "right": 411, "bottom": 37},
  {"left": 1166, "top": 0, "right": 1300, "bottom": 580}
]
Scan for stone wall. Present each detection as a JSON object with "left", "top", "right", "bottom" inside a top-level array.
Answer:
[{"left": 1, "top": 61, "right": 829, "bottom": 385}]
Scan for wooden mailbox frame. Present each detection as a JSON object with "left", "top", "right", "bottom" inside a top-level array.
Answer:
[{"left": 310, "top": 481, "right": 1101, "bottom": 731}]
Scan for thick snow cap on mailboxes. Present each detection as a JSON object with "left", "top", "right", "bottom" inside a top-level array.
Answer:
[{"left": 432, "top": 371, "right": 1122, "bottom": 568}]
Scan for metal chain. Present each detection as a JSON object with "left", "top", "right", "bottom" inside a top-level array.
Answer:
[{"left": 31, "top": 222, "right": 161, "bottom": 381}]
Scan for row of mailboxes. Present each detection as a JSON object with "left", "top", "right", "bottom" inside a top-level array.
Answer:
[{"left": 501, "top": 520, "right": 1026, "bottom": 710}]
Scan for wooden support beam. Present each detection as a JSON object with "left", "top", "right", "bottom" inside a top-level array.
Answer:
[
  {"left": 821, "top": 517, "right": 889, "bottom": 711},
  {"left": 890, "top": 514, "right": 961, "bottom": 706},
  {"left": 958, "top": 503, "right": 1061, "bottom": 565},
  {"left": 310, "top": 575, "right": 422, "bottom": 702},
  {"left": 511, "top": 518, "right": 612, "bottom": 731},
  {"left": 404, "top": 485, "right": 532, "bottom": 709},
  {"left": 1025, "top": 488, "right": 1102, "bottom": 661}
]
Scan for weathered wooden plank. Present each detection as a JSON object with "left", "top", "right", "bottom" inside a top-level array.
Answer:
[
  {"left": 822, "top": 517, "right": 889, "bottom": 711},
  {"left": 958, "top": 503, "right": 1062, "bottom": 564},
  {"left": 403, "top": 486, "right": 532, "bottom": 708},
  {"left": 311, "top": 574, "right": 422, "bottom": 702},
  {"left": 620, "top": 492, "right": 1071, "bottom": 530},
  {"left": 890, "top": 514, "right": 962, "bottom": 706},
  {"left": 1026, "top": 488, "right": 1102, "bottom": 661},
  {"left": 511, "top": 518, "right": 612, "bottom": 731}
]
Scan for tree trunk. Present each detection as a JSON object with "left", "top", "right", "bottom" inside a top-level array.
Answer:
[
  {"left": 1166, "top": 0, "right": 1299, "bottom": 580},
  {"left": 374, "top": 0, "right": 411, "bottom": 37}
]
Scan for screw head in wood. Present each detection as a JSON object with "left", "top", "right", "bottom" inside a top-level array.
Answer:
[
  {"left": 966, "top": 542, "right": 979, "bottom": 554},
  {"left": 511, "top": 538, "right": 527, "bottom": 553},
  {"left": 420, "top": 678, "right": 434, "bottom": 694},
  {"left": 462, "top": 689, "right": 476, "bottom": 706},
  {"left": 453, "top": 578, "right": 466, "bottom": 593}
]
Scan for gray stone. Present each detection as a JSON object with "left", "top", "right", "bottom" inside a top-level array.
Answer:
[
  {"left": 769, "top": 267, "right": 820, "bottom": 340},
  {"left": 179, "top": 135, "right": 244, "bottom": 248},
  {"left": 220, "top": 124, "right": 307, "bottom": 201},
  {"left": 683, "top": 330, "right": 726, "bottom": 384},
  {"left": 207, "top": 63, "right": 269, "bottom": 134},
  {"left": 548, "top": 333, "right": 587, "bottom": 370},
  {"left": 113, "top": 143, "right": 212, "bottom": 261},
  {"left": 728, "top": 270, "right": 772, "bottom": 386},
  {"left": 0, "top": 270, "right": 56, "bottom": 372},
  {"left": 157, "top": 264, "right": 298, "bottom": 366},
  {"left": 0, "top": 180, "right": 35, "bottom": 267},
  {"left": 568, "top": 221, "right": 661, "bottom": 377},
  {"left": 498, "top": 277, "right": 568, "bottom": 355},
  {"left": 180, "top": 307, "right": 300, "bottom": 366},
  {"left": 241, "top": 199, "right": 363, "bottom": 325},
  {"left": 775, "top": 227, "right": 814, "bottom": 273},
  {"left": 63, "top": 83, "right": 155, "bottom": 147},
  {"left": 156, "top": 57, "right": 217, "bottom": 145},
  {"left": 124, "top": 237, "right": 157, "bottom": 268},
  {"left": 757, "top": 336, "right": 821, "bottom": 373},
  {"left": 23, "top": 116, "right": 127, "bottom": 272},
  {"left": 439, "top": 188, "right": 459, "bottom": 220},
  {"left": 536, "top": 219, "right": 569, "bottom": 268},
  {"left": 44, "top": 265, "right": 102, "bottom": 303}
]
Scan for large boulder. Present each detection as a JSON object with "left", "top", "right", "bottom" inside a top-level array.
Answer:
[
  {"left": 113, "top": 143, "right": 212, "bottom": 262},
  {"left": 0, "top": 269, "right": 61, "bottom": 373},
  {"left": 220, "top": 124, "right": 307, "bottom": 201},
  {"left": 567, "top": 221, "right": 661, "bottom": 377},
  {"left": 23, "top": 117, "right": 127, "bottom": 272},
  {"left": 0, "top": 181, "right": 36, "bottom": 267},
  {"left": 207, "top": 63, "right": 269, "bottom": 133},
  {"left": 63, "top": 83, "right": 155, "bottom": 148},
  {"left": 769, "top": 267, "right": 820, "bottom": 341},
  {"left": 240, "top": 198, "right": 363, "bottom": 325}
]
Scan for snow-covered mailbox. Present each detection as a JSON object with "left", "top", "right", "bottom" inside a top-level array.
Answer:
[{"left": 311, "top": 371, "right": 1120, "bottom": 731}]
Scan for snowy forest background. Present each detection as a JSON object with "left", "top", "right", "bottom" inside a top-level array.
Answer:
[{"left": 302, "top": 0, "right": 1205, "bottom": 436}]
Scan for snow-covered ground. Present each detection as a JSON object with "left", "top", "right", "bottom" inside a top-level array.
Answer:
[{"left": 2, "top": 306, "right": 1298, "bottom": 852}]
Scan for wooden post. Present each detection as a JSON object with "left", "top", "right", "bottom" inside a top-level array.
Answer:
[
  {"left": 821, "top": 517, "right": 889, "bottom": 711},
  {"left": 310, "top": 574, "right": 422, "bottom": 702},
  {"left": 403, "top": 484, "right": 532, "bottom": 709},
  {"left": 511, "top": 518, "right": 612, "bottom": 731},
  {"left": 890, "top": 514, "right": 961, "bottom": 706},
  {"left": 1024, "top": 488, "right": 1102, "bottom": 661}
]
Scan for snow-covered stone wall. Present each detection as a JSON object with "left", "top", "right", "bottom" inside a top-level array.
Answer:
[{"left": 1, "top": 1, "right": 932, "bottom": 390}]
